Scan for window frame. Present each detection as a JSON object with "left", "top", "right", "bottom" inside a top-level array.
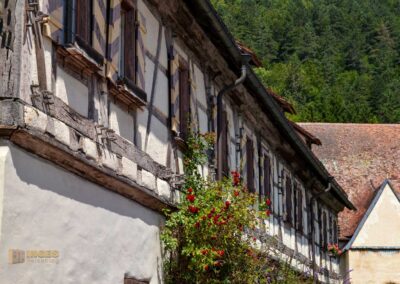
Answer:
[{"left": 64, "top": 0, "right": 104, "bottom": 65}]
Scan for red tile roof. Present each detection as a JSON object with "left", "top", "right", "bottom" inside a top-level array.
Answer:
[
  {"left": 236, "top": 41, "right": 263, "bottom": 67},
  {"left": 299, "top": 123, "right": 400, "bottom": 239}
]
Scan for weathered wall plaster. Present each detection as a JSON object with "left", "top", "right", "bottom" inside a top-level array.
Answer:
[
  {"left": 0, "top": 143, "right": 164, "bottom": 284},
  {"left": 353, "top": 183, "right": 400, "bottom": 247},
  {"left": 348, "top": 250, "right": 400, "bottom": 284}
]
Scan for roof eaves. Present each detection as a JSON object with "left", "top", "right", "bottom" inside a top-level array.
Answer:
[{"left": 187, "top": 0, "right": 354, "bottom": 210}]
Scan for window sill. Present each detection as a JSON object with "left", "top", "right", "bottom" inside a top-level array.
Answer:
[
  {"left": 173, "top": 135, "right": 188, "bottom": 152},
  {"left": 58, "top": 40, "right": 104, "bottom": 75},
  {"left": 108, "top": 78, "right": 147, "bottom": 109}
]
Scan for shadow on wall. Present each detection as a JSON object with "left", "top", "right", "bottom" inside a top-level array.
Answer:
[{"left": 8, "top": 144, "right": 163, "bottom": 227}]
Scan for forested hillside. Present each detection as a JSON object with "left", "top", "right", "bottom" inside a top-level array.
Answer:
[{"left": 211, "top": 0, "right": 400, "bottom": 123}]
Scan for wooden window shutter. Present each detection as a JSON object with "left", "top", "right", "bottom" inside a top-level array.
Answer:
[
  {"left": 221, "top": 110, "right": 229, "bottom": 177},
  {"left": 263, "top": 155, "right": 271, "bottom": 198},
  {"left": 123, "top": 7, "right": 136, "bottom": 83},
  {"left": 76, "top": 0, "right": 91, "bottom": 44},
  {"left": 179, "top": 62, "right": 190, "bottom": 140},
  {"left": 297, "top": 188, "right": 303, "bottom": 232},
  {"left": 318, "top": 205, "right": 323, "bottom": 247},
  {"left": 333, "top": 219, "right": 338, "bottom": 243},
  {"left": 322, "top": 212, "right": 327, "bottom": 249},
  {"left": 285, "top": 176, "right": 292, "bottom": 224},
  {"left": 246, "top": 138, "right": 255, "bottom": 193},
  {"left": 293, "top": 182, "right": 298, "bottom": 227},
  {"left": 329, "top": 214, "right": 333, "bottom": 243}
]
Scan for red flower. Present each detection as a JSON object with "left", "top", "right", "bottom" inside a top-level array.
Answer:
[
  {"left": 266, "top": 209, "right": 271, "bottom": 217},
  {"left": 253, "top": 237, "right": 257, "bottom": 241},
  {"left": 213, "top": 214, "right": 220, "bottom": 224},
  {"left": 225, "top": 200, "right": 231, "bottom": 209},
  {"left": 201, "top": 249, "right": 209, "bottom": 255},
  {"left": 214, "top": 260, "right": 222, "bottom": 267},
  {"left": 211, "top": 208, "right": 216, "bottom": 214},
  {"left": 265, "top": 198, "right": 271, "bottom": 206},
  {"left": 194, "top": 221, "right": 200, "bottom": 229},
  {"left": 188, "top": 205, "right": 199, "bottom": 214},
  {"left": 218, "top": 250, "right": 225, "bottom": 257},
  {"left": 234, "top": 190, "right": 240, "bottom": 197},
  {"left": 204, "top": 264, "right": 209, "bottom": 271},
  {"left": 187, "top": 187, "right": 193, "bottom": 193},
  {"left": 231, "top": 171, "right": 241, "bottom": 186},
  {"left": 186, "top": 194, "right": 195, "bottom": 203}
]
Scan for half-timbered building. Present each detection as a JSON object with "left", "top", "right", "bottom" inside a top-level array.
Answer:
[{"left": 0, "top": 0, "right": 353, "bottom": 283}]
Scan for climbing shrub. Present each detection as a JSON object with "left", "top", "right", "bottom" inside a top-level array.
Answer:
[
  {"left": 161, "top": 131, "right": 271, "bottom": 283},
  {"left": 161, "top": 131, "right": 313, "bottom": 283}
]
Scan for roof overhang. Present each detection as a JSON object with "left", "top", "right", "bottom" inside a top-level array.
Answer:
[{"left": 186, "top": 0, "right": 355, "bottom": 210}]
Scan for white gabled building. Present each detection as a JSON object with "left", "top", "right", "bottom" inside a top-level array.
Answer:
[
  {"left": 0, "top": 0, "right": 353, "bottom": 283},
  {"left": 342, "top": 180, "right": 400, "bottom": 283}
]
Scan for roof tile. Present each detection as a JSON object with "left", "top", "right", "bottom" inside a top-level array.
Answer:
[{"left": 299, "top": 123, "right": 400, "bottom": 239}]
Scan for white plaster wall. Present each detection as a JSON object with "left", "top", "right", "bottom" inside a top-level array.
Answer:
[
  {"left": 194, "top": 65, "right": 207, "bottom": 107},
  {"left": 139, "top": 0, "right": 160, "bottom": 58},
  {"left": 153, "top": 69, "right": 169, "bottom": 116},
  {"left": 0, "top": 143, "right": 163, "bottom": 284},
  {"left": 146, "top": 118, "right": 169, "bottom": 166},
  {"left": 353, "top": 183, "right": 400, "bottom": 247},
  {"left": 56, "top": 67, "right": 89, "bottom": 117},
  {"left": 198, "top": 110, "right": 208, "bottom": 134},
  {"left": 349, "top": 250, "right": 400, "bottom": 284},
  {"left": 0, "top": 144, "right": 8, "bottom": 244},
  {"left": 109, "top": 102, "right": 134, "bottom": 143},
  {"left": 159, "top": 29, "right": 168, "bottom": 70}
]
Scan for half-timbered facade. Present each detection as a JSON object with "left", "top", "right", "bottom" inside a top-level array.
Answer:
[{"left": 0, "top": 0, "right": 353, "bottom": 283}]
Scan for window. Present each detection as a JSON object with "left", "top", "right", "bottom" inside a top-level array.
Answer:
[
  {"left": 296, "top": 186, "right": 303, "bottom": 232},
  {"left": 246, "top": 138, "right": 255, "bottom": 193},
  {"left": 119, "top": 1, "right": 136, "bottom": 85},
  {"left": 333, "top": 219, "right": 338, "bottom": 243},
  {"left": 75, "top": 0, "right": 92, "bottom": 46},
  {"left": 64, "top": 0, "right": 103, "bottom": 64},
  {"left": 178, "top": 60, "right": 190, "bottom": 140},
  {"left": 263, "top": 154, "right": 271, "bottom": 198},
  {"left": 284, "top": 175, "right": 292, "bottom": 224},
  {"left": 220, "top": 110, "right": 229, "bottom": 177}
]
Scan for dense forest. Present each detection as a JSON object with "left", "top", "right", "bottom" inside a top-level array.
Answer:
[{"left": 211, "top": 0, "right": 400, "bottom": 123}]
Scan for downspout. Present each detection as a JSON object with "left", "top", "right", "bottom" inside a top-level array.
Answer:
[
  {"left": 309, "top": 177, "right": 333, "bottom": 283},
  {"left": 216, "top": 54, "right": 251, "bottom": 180}
]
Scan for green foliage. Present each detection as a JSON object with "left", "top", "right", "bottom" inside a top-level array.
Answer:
[
  {"left": 211, "top": 0, "right": 400, "bottom": 123},
  {"left": 161, "top": 131, "right": 312, "bottom": 283}
]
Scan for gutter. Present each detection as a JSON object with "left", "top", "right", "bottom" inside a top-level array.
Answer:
[{"left": 187, "top": 0, "right": 355, "bottom": 210}]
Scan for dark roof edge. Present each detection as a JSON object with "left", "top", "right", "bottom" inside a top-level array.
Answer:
[{"left": 188, "top": 0, "right": 355, "bottom": 210}]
